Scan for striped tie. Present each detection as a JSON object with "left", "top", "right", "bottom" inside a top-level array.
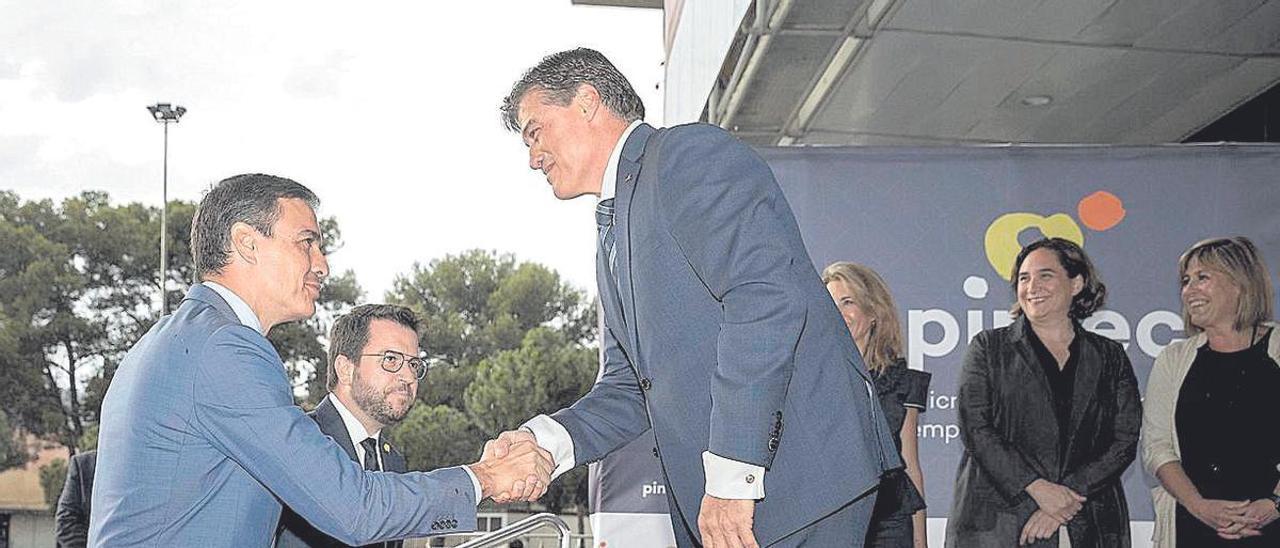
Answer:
[{"left": 596, "top": 198, "right": 619, "bottom": 294}]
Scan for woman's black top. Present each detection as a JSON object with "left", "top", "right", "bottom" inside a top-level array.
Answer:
[
  {"left": 869, "top": 359, "right": 932, "bottom": 520},
  {"left": 1175, "top": 328, "right": 1280, "bottom": 546}
]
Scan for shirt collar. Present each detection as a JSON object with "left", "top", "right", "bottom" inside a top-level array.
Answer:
[
  {"left": 329, "top": 393, "right": 381, "bottom": 442},
  {"left": 202, "top": 281, "right": 265, "bottom": 335},
  {"left": 599, "top": 120, "right": 643, "bottom": 203}
]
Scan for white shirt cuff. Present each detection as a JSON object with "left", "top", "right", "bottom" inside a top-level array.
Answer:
[
  {"left": 461, "top": 465, "right": 483, "bottom": 504},
  {"left": 521, "top": 414, "right": 575, "bottom": 480},
  {"left": 702, "top": 451, "right": 765, "bottom": 499}
]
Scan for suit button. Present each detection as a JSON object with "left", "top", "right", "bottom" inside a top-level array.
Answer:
[
  {"left": 767, "top": 438, "right": 779, "bottom": 452},
  {"left": 640, "top": 378, "right": 652, "bottom": 391},
  {"left": 652, "top": 447, "right": 659, "bottom": 458}
]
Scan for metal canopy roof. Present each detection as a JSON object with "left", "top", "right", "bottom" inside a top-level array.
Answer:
[{"left": 707, "top": 0, "right": 1280, "bottom": 146}]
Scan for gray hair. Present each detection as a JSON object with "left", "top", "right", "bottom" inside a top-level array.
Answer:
[
  {"left": 190, "top": 173, "right": 319, "bottom": 280},
  {"left": 500, "top": 47, "right": 644, "bottom": 132}
]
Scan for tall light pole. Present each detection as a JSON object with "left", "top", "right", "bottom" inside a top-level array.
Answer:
[{"left": 147, "top": 103, "right": 187, "bottom": 315}]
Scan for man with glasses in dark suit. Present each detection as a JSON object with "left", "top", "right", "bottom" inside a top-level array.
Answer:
[{"left": 277, "top": 304, "right": 435, "bottom": 548}]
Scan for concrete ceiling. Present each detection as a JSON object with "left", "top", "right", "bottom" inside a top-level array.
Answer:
[{"left": 708, "top": 0, "right": 1280, "bottom": 146}]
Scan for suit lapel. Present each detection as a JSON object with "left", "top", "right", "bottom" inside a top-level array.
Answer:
[
  {"left": 597, "top": 241, "right": 630, "bottom": 353},
  {"left": 313, "top": 396, "right": 359, "bottom": 463},
  {"left": 613, "top": 124, "right": 655, "bottom": 361},
  {"left": 383, "top": 444, "right": 407, "bottom": 473}
]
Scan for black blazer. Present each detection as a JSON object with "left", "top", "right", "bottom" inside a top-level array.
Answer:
[
  {"left": 947, "top": 317, "right": 1141, "bottom": 547},
  {"left": 275, "top": 396, "right": 408, "bottom": 548},
  {"left": 56, "top": 450, "right": 97, "bottom": 548}
]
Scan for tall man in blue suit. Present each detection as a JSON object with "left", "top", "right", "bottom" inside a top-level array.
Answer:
[
  {"left": 490, "top": 49, "right": 902, "bottom": 547},
  {"left": 90, "top": 174, "right": 554, "bottom": 547}
]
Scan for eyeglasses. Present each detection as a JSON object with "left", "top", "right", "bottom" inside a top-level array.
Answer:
[{"left": 358, "top": 350, "right": 427, "bottom": 380}]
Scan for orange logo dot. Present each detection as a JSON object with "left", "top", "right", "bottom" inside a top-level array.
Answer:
[{"left": 1077, "top": 191, "right": 1125, "bottom": 231}]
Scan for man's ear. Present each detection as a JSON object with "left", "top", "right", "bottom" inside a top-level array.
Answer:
[
  {"left": 335, "top": 355, "right": 356, "bottom": 387},
  {"left": 229, "top": 222, "right": 260, "bottom": 265},
  {"left": 575, "top": 84, "right": 601, "bottom": 120}
]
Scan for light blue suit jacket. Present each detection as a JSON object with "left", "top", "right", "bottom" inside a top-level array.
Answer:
[
  {"left": 552, "top": 123, "right": 902, "bottom": 545},
  {"left": 89, "top": 284, "right": 475, "bottom": 547}
]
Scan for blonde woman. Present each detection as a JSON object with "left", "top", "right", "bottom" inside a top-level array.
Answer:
[
  {"left": 1142, "top": 236, "right": 1280, "bottom": 547},
  {"left": 824, "top": 262, "right": 930, "bottom": 548}
]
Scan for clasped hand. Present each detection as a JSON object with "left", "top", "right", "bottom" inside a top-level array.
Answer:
[
  {"left": 1020, "top": 479, "right": 1086, "bottom": 545},
  {"left": 470, "top": 430, "right": 555, "bottom": 503},
  {"left": 1202, "top": 498, "right": 1279, "bottom": 540}
]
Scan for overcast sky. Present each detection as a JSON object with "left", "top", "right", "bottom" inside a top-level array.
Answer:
[{"left": 0, "top": 0, "right": 665, "bottom": 300}]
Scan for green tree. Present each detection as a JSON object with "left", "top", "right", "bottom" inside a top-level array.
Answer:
[
  {"left": 39, "top": 457, "right": 67, "bottom": 510},
  {"left": 0, "top": 410, "right": 27, "bottom": 471},
  {"left": 0, "top": 190, "right": 361, "bottom": 463},
  {"left": 395, "top": 404, "right": 484, "bottom": 473},
  {"left": 464, "top": 328, "right": 596, "bottom": 434},
  {"left": 386, "top": 250, "right": 599, "bottom": 514}
]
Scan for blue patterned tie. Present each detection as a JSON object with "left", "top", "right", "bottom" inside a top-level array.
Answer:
[{"left": 596, "top": 198, "right": 619, "bottom": 294}]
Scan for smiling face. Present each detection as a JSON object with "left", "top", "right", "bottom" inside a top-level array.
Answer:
[
  {"left": 1016, "top": 248, "right": 1083, "bottom": 324},
  {"left": 256, "top": 198, "right": 329, "bottom": 326},
  {"left": 1180, "top": 257, "right": 1242, "bottom": 333},
  {"left": 348, "top": 319, "right": 420, "bottom": 428},
  {"left": 516, "top": 89, "right": 611, "bottom": 200}
]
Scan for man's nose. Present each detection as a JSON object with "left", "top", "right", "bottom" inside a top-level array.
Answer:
[{"left": 313, "top": 248, "right": 330, "bottom": 279}]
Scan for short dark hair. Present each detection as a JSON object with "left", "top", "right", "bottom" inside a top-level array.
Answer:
[
  {"left": 500, "top": 47, "right": 645, "bottom": 132},
  {"left": 1179, "top": 236, "right": 1274, "bottom": 334},
  {"left": 190, "top": 173, "right": 319, "bottom": 280},
  {"left": 1010, "top": 237, "right": 1107, "bottom": 320},
  {"left": 326, "top": 304, "right": 421, "bottom": 391}
]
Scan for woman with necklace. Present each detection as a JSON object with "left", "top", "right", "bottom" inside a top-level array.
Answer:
[{"left": 1141, "top": 236, "right": 1280, "bottom": 547}]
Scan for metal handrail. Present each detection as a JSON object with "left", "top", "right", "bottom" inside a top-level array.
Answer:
[{"left": 454, "top": 513, "right": 572, "bottom": 548}]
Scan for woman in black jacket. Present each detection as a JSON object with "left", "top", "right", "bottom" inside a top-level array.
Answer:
[{"left": 947, "top": 237, "right": 1141, "bottom": 547}]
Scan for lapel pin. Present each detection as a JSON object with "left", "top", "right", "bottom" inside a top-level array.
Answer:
[{"left": 383, "top": 443, "right": 391, "bottom": 452}]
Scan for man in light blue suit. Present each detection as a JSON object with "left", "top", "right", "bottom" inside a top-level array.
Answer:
[
  {"left": 89, "top": 174, "right": 553, "bottom": 547},
  {"left": 489, "top": 49, "right": 903, "bottom": 547}
]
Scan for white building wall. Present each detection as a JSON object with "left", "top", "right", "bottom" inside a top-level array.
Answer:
[
  {"left": 663, "top": 0, "right": 751, "bottom": 125},
  {"left": 6, "top": 511, "right": 55, "bottom": 548}
]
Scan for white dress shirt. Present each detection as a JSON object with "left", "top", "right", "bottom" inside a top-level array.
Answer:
[
  {"left": 328, "top": 395, "right": 384, "bottom": 470},
  {"left": 522, "top": 121, "right": 767, "bottom": 500},
  {"left": 203, "top": 281, "right": 265, "bottom": 335}
]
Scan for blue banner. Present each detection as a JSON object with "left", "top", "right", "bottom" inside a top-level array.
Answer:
[
  {"left": 589, "top": 144, "right": 1280, "bottom": 539},
  {"left": 764, "top": 144, "right": 1280, "bottom": 521}
]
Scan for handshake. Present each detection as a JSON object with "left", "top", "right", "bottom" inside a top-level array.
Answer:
[{"left": 469, "top": 430, "right": 557, "bottom": 503}]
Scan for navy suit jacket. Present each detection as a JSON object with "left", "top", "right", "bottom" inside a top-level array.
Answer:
[
  {"left": 551, "top": 123, "right": 902, "bottom": 545},
  {"left": 90, "top": 284, "right": 474, "bottom": 547},
  {"left": 276, "top": 395, "right": 408, "bottom": 548}
]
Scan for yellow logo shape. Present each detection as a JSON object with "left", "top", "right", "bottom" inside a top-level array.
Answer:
[{"left": 984, "top": 213, "right": 1084, "bottom": 281}]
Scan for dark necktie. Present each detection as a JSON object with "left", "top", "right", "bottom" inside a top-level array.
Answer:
[
  {"left": 359, "top": 438, "right": 389, "bottom": 548},
  {"left": 596, "top": 198, "right": 620, "bottom": 294},
  {"left": 360, "top": 437, "right": 381, "bottom": 472}
]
